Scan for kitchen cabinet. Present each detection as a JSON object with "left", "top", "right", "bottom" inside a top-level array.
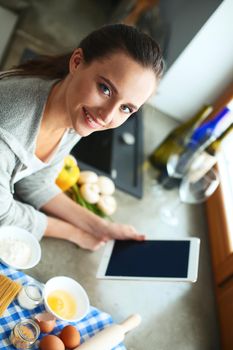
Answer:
[
  {"left": 205, "top": 81, "right": 233, "bottom": 350},
  {"left": 206, "top": 185, "right": 233, "bottom": 350},
  {"left": 217, "top": 278, "right": 233, "bottom": 349}
]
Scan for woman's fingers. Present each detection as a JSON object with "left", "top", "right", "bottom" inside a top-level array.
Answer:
[
  {"left": 106, "top": 223, "right": 146, "bottom": 241},
  {"left": 131, "top": 233, "right": 146, "bottom": 241},
  {"left": 69, "top": 222, "right": 145, "bottom": 251},
  {"left": 69, "top": 227, "right": 106, "bottom": 251},
  {"left": 123, "top": 229, "right": 146, "bottom": 241},
  {"left": 91, "top": 240, "right": 106, "bottom": 251}
]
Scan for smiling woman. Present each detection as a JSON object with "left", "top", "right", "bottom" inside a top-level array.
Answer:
[
  {"left": 59, "top": 49, "right": 157, "bottom": 136},
  {"left": 0, "top": 24, "right": 163, "bottom": 251}
]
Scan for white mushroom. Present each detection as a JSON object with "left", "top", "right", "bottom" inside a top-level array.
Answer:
[
  {"left": 97, "top": 195, "right": 117, "bottom": 216},
  {"left": 80, "top": 183, "right": 100, "bottom": 204},
  {"left": 78, "top": 171, "right": 98, "bottom": 185},
  {"left": 97, "top": 176, "right": 115, "bottom": 195}
]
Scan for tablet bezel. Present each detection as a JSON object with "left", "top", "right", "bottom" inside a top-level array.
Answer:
[{"left": 96, "top": 237, "right": 200, "bottom": 282}]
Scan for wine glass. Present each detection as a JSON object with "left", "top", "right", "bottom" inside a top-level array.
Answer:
[
  {"left": 152, "top": 135, "right": 216, "bottom": 198},
  {"left": 166, "top": 132, "right": 216, "bottom": 178},
  {"left": 160, "top": 167, "right": 219, "bottom": 226}
]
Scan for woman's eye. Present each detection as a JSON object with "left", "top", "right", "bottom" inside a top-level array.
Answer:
[
  {"left": 121, "top": 105, "right": 132, "bottom": 114},
  {"left": 99, "top": 83, "right": 111, "bottom": 96}
]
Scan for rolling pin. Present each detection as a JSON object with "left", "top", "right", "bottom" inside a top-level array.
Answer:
[{"left": 74, "top": 314, "right": 141, "bottom": 350}]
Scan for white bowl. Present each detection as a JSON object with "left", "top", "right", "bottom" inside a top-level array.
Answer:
[
  {"left": 44, "top": 276, "right": 90, "bottom": 322},
  {"left": 0, "top": 226, "right": 41, "bottom": 270}
]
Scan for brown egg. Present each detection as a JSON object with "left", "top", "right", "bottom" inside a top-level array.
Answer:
[
  {"left": 35, "top": 312, "right": 56, "bottom": 333},
  {"left": 59, "top": 325, "right": 81, "bottom": 349},
  {"left": 39, "top": 334, "right": 65, "bottom": 350}
]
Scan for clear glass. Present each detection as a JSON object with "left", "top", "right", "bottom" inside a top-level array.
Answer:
[
  {"left": 152, "top": 139, "right": 202, "bottom": 196},
  {"left": 160, "top": 168, "right": 220, "bottom": 226},
  {"left": 167, "top": 135, "right": 216, "bottom": 179},
  {"left": 152, "top": 137, "right": 217, "bottom": 200},
  {"left": 17, "top": 282, "right": 43, "bottom": 310},
  {"left": 10, "top": 319, "right": 40, "bottom": 349},
  {"left": 179, "top": 168, "right": 219, "bottom": 203}
]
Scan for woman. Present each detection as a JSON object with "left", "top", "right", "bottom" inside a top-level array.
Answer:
[{"left": 0, "top": 24, "right": 163, "bottom": 251}]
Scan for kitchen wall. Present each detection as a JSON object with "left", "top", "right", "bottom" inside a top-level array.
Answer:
[
  {"left": 0, "top": 5, "right": 18, "bottom": 64},
  {"left": 2, "top": 0, "right": 232, "bottom": 124},
  {"left": 149, "top": 0, "right": 233, "bottom": 121}
]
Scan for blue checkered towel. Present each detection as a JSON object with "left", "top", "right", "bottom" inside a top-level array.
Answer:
[{"left": 0, "top": 263, "right": 126, "bottom": 350}]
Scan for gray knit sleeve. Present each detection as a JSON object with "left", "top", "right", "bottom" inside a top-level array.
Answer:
[
  {"left": 0, "top": 140, "right": 47, "bottom": 240},
  {"left": 14, "top": 132, "right": 81, "bottom": 210},
  {"left": 14, "top": 158, "right": 63, "bottom": 210}
]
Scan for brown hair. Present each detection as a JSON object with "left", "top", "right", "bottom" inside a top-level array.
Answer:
[{"left": 3, "top": 24, "right": 164, "bottom": 80}]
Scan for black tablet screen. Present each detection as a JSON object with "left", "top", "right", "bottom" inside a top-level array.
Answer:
[{"left": 106, "top": 240, "right": 190, "bottom": 278}]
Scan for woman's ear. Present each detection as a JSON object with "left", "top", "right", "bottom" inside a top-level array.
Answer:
[{"left": 69, "top": 48, "right": 84, "bottom": 74}]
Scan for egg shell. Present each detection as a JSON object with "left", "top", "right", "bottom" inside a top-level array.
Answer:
[
  {"left": 35, "top": 312, "right": 56, "bottom": 333},
  {"left": 59, "top": 325, "right": 81, "bottom": 349},
  {"left": 39, "top": 335, "right": 65, "bottom": 350}
]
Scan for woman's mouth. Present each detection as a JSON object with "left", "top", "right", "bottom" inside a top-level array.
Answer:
[{"left": 83, "top": 107, "right": 103, "bottom": 129}]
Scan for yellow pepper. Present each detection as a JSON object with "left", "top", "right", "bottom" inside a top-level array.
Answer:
[{"left": 56, "top": 155, "right": 80, "bottom": 191}]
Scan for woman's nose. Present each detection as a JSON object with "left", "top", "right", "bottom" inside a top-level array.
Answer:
[{"left": 98, "top": 104, "right": 116, "bottom": 125}]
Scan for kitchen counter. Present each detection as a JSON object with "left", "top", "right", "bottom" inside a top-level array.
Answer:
[{"left": 28, "top": 105, "right": 220, "bottom": 350}]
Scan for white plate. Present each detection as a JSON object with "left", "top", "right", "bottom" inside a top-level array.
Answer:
[{"left": 0, "top": 226, "right": 41, "bottom": 270}]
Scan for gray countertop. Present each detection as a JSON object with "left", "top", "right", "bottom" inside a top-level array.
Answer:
[{"left": 29, "top": 105, "right": 220, "bottom": 350}]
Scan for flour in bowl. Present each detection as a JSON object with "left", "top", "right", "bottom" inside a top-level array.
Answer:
[{"left": 0, "top": 238, "right": 31, "bottom": 267}]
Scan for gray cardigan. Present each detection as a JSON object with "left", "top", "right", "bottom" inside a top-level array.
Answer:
[{"left": 0, "top": 76, "right": 81, "bottom": 240}]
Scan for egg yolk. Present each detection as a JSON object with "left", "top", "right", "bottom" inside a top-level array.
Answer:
[{"left": 47, "top": 290, "right": 77, "bottom": 319}]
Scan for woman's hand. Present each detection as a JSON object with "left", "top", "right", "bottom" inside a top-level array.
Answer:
[
  {"left": 43, "top": 194, "right": 145, "bottom": 246},
  {"left": 45, "top": 216, "right": 106, "bottom": 252},
  {"left": 68, "top": 227, "right": 106, "bottom": 251},
  {"left": 100, "top": 222, "right": 146, "bottom": 242}
]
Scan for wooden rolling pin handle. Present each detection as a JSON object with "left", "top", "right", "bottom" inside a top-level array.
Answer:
[
  {"left": 73, "top": 314, "right": 142, "bottom": 350},
  {"left": 120, "top": 314, "right": 142, "bottom": 333}
]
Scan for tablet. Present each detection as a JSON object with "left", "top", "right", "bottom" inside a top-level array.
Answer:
[{"left": 96, "top": 237, "right": 200, "bottom": 282}]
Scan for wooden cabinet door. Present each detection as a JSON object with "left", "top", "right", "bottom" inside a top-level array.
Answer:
[
  {"left": 204, "top": 80, "right": 233, "bottom": 350},
  {"left": 217, "top": 278, "right": 233, "bottom": 350}
]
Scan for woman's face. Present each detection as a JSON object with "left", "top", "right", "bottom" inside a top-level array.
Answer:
[{"left": 64, "top": 49, "right": 157, "bottom": 136}]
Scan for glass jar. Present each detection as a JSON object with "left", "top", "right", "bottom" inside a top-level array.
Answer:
[
  {"left": 10, "top": 319, "right": 40, "bottom": 349},
  {"left": 17, "top": 283, "right": 43, "bottom": 310}
]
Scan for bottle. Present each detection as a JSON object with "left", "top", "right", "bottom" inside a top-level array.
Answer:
[
  {"left": 188, "top": 123, "right": 233, "bottom": 182},
  {"left": 149, "top": 105, "right": 213, "bottom": 172},
  {"left": 176, "top": 102, "right": 233, "bottom": 177},
  {"left": 206, "top": 122, "right": 233, "bottom": 155},
  {"left": 188, "top": 104, "right": 233, "bottom": 145}
]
